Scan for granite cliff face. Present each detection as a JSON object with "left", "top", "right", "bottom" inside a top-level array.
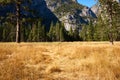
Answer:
[
  {"left": 27, "top": 0, "right": 120, "bottom": 30},
  {"left": 42, "top": 0, "right": 97, "bottom": 30},
  {"left": 91, "top": 5, "right": 101, "bottom": 16}
]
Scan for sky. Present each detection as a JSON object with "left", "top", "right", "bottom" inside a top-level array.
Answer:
[{"left": 77, "top": 0, "right": 97, "bottom": 8}]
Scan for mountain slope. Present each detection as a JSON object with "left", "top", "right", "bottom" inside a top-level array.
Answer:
[
  {"left": 44, "top": 0, "right": 97, "bottom": 30},
  {"left": 20, "top": 0, "right": 97, "bottom": 30},
  {"left": 0, "top": 0, "right": 97, "bottom": 31}
]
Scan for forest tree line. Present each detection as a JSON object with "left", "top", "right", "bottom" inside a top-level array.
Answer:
[
  {"left": 0, "top": 19, "right": 81, "bottom": 42},
  {"left": 0, "top": 16, "right": 120, "bottom": 42},
  {"left": 0, "top": 0, "right": 120, "bottom": 42}
]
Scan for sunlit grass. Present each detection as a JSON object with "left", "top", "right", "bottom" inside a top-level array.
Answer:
[{"left": 0, "top": 42, "right": 120, "bottom": 80}]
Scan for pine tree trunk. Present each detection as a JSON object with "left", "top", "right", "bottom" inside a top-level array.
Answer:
[
  {"left": 108, "top": 1, "right": 114, "bottom": 45},
  {"left": 16, "top": 3, "right": 20, "bottom": 43}
]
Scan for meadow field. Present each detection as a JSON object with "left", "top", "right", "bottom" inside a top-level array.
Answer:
[{"left": 0, "top": 42, "right": 120, "bottom": 80}]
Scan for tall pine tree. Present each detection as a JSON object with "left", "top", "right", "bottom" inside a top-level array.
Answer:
[
  {"left": 98, "top": 0, "right": 120, "bottom": 44},
  {"left": 0, "top": 0, "right": 31, "bottom": 43}
]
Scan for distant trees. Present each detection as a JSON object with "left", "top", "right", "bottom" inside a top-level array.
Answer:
[
  {"left": 80, "top": 21, "right": 96, "bottom": 41},
  {"left": 0, "top": 22, "right": 15, "bottom": 42},
  {"left": 60, "top": 26, "right": 65, "bottom": 42},
  {"left": 47, "top": 22, "right": 56, "bottom": 41},
  {"left": 86, "top": 21, "right": 94, "bottom": 41},
  {"left": 0, "top": 17, "right": 120, "bottom": 42},
  {"left": 47, "top": 22, "right": 66, "bottom": 42},
  {"left": 80, "top": 17, "right": 109, "bottom": 41},
  {"left": 0, "top": 20, "right": 67, "bottom": 42},
  {"left": 27, "top": 21, "right": 46, "bottom": 42},
  {"left": 80, "top": 22, "right": 95, "bottom": 41},
  {"left": 93, "top": 16, "right": 109, "bottom": 41}
]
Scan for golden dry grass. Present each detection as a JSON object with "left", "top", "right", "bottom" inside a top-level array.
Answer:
[{"left": 0, "top": 42, "right": 120, "bottom": 80}]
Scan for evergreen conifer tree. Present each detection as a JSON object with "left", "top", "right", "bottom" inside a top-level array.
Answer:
[
  {"left": 60, "top": 26, "right": 65, "bottom": 42},
  {"left": 98, "top": 0, "right": 120, "bottom": 44},
  {"left": 0, "top": 0, "right": 32, "bottom": 43}
]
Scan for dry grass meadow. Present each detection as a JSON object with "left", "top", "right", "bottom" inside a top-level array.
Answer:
[{"left": 0, "top": 42, "right": 120, "bottom": 80}]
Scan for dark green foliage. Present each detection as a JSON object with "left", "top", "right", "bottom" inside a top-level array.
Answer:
[
  {"left": 93, "top": 22, "right": 109, "bottom": 41},
  {"left": 0, "top": 17, "right": 120, "bottom": 42},
  {"left": 47, "top": 22, "right": 66, "bottom": 42},
  {"left": 98, "top": 0, "right": 120, "bottom": 44},
  {"left": 47, "top": 22, "right": 56, "bottom": 41},
  {"left": 80, "top": 25, "right": 87, "bottom": 41},
  {"left": 80, "top": 17, "right": 109, "bottom": 41},
  {"left": 55, "top": 22, "right": 60, "bottom": 41},
  {"left": 28, "top": 24, "right": 38, "bottom": 41},
  {"left": 68, "top": 27, "right": 74, "bottom": 38},
  {"left": 60, "top": 26, "right": 65, "bottom": 42},
  {"left": 0, "top": 25, "right": 3, "bottom": 41},
  {"left": 0, "top": 22, "right": 16, "bottom": 42},
  {"left": 80, "top": 22, "right": 94, "bottom": 41},
  {"left": 86, "top": 21, "right": 94, "bottom": 41},
  {"left": 61, "top": 27, "right": 80, "bottom": 41},
  {"left": 27, "top": 21, "right": 47, "bottom": 42}
]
